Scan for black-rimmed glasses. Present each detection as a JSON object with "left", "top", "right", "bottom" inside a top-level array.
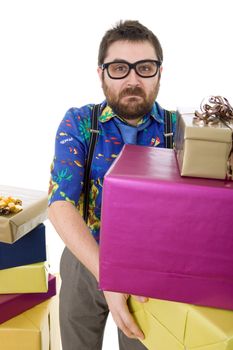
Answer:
[{"left": 100, "top": 60, "right": 162, "bottom": 79}]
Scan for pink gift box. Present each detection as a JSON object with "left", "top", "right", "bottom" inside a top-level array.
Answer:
[{"left": 99, "top": 145, "right": 233, "bottom": 310}]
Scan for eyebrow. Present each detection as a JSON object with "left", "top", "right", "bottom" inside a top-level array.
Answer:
[
  {"left": 107, "top": 58, "right": 157, "bottom": 63},
  {"left": 110, "top": 59, "right": 130, "bottom": 63}
]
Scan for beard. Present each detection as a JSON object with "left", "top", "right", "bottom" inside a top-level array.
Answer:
[{"left": 102, "top": 79, "right": 160, "bottom": 120}]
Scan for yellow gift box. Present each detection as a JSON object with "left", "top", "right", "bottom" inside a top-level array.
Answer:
[
  {"left": 0, "top": 293, "right": 60, "bottom": 350},
  {"left": 0, "top": 262, "right": 48, "bottom": 293},
  {"left": 175, "top": 111, "right": 232, "bottom": 179},
  {"left": 129, "top": 297, "right": 233, "bottom": 350},
  {"left": 0, "top": 185, "right": 48, "bottom": 243}
]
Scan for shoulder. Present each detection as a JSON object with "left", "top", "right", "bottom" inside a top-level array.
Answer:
[
  {"left": 60, "top": 104, "right": 95, "bottom": 133},
  {"left": 156, "top": 101, "right": 176, "bottom": 120},
  {"left": 55, "top": 104, "right": 97, "bottom": 144},
  {"left": 64, "top": 104, "right": 94, "bottom": 121}
]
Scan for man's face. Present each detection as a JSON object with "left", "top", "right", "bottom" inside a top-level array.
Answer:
[{"left": 98, "top": 40, "right": 162, "bottom": 121}]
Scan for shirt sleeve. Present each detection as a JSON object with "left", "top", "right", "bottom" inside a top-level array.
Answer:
[{"left": 48, "top": 107, "right": 91, "bottom": 206}]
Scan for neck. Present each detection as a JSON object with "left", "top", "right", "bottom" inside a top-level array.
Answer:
[{"left": 122, "top": 116, "right": 142, "bottom": 126}]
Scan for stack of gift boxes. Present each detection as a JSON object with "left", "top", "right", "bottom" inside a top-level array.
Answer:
[
  {"left": 0, "top": 185, "right": 60, "bottom": 350},
  {"left": 99, "top": 102, "right": 233, "bottom": 349}
]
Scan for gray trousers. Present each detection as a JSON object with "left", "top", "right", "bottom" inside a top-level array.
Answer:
[{"left": 59, "top": 247, "right": 147, "bottom": 350}]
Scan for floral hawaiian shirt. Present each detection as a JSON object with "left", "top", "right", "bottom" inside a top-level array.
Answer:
[{"left": 48, "top": 100, "right": 176, "bottom": 242}]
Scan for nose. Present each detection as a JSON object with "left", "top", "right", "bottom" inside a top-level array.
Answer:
[{"left": 125, "top": 67, "right": 140, "bottom": 86}]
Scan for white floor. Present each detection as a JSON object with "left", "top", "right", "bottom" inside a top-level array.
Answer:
[{"left": 46, "top": 220, "right": 119, "bottom": 350}]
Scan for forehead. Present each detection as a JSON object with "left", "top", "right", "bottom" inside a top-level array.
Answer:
[{"left": 104, "top": 40, "right": 158, "bottom": 62}]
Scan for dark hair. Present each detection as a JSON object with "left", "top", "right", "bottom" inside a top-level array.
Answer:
[{"left": 98, "top": 20, "right": 163, "bottom": 66}]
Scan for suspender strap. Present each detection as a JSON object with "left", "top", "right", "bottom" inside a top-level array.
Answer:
[
  {"left": 164, "top": 110, "right": 173, "bottom": 149},
  {"left": 83, "top": 104, "right": 100, "bottom": 223},
  {"left": 83, "top": 105, "right": 172, "bottom": 221}
]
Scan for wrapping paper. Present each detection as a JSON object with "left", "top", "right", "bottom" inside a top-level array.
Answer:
[
  {"left": 0, "top": 274, "right": 56, "bottom": 324},
  {"left": 0, "top": 223, "right": 46, "bottom": 270},
  {"left": 129, "top": 297, "right": 233, "bottom": 350},
  {"left": 0, "top": 261, "right": 48, "bottom": 293},
  {"left": 99, "top": 145, "right": 233, "bottom": 310},
  {"left": 175, "top": 111, "right": 232, "bottom": 179},
  {"left": 0, "top": 289, "right": 60, "bottom": 350},
  {"left": 0, "top": 185, "right": 48, "bottom": 243}
]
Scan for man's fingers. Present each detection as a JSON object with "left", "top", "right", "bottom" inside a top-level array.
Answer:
[
  {"left": 122, "top": 310, "right": 145, "bottom": 340},
  {"left": 103, "top": 291, "right": 145, "bottom": 340},
  {"left": 115, "top": 318, "right": 138, "bottom": 339},
  {"left": 112, "top": 304, "right": 144, "bottom": 340},
  {"left": 132, "top": 295, "right": 149, "bottom": 303}
]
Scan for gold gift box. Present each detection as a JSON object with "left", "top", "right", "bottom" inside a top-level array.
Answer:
[
  {"left": 175, "top": 111, "right": 232, "bottom": 179},
  {"left": 129, "top": 297, "right": 233, "bottom": 350},
  {"left": 0, "top": 185, "right": 48, "bottom": 243},
  {"left": 0, "top": 293, "right": 60, "bottom": 350},
  {"left": 0, "top": 262, "right": 48, "bottom": 293}
]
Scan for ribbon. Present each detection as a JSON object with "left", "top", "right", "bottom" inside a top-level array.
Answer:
[
  {"left": 194, "top": 96, "right": 233, "bottom": 180},
  {"left": 194, "top": 96, "right": 233, "bottom": 125}
]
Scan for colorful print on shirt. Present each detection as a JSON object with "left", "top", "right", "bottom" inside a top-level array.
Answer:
[{"left": 48, "top": 101, "right": 176, "bottom": 243}]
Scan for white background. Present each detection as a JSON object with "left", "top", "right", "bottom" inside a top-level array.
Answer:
[{"left": 0, "top": 0, "right": 232, "bottom": 348}]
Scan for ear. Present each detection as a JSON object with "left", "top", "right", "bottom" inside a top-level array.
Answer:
[
  {"left": 97, "top": 66, "right": 103, "bottom": 82},
  {"left": 158, "top": 65, "right": 163, "bottom": 80}
]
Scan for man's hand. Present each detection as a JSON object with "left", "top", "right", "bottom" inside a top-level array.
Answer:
[{"left": 103, "top": 290, "right": 147, "bottom": 340}]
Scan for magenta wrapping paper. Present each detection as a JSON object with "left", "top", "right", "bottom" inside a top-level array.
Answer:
[
  {"left": 0, "top": 274, "right": 56, "bottom": 324},
  {"left": 99, "top": 145, "right": 233, "bottom": 310}
]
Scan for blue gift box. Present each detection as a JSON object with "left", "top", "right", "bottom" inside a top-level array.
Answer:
[{"left": 0, "top": 223, "right": 46, "bottom": 270}]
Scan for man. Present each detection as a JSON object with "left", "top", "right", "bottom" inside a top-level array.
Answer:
[{"left": 48, "top": 20, "right": 176, "bottom": 350}]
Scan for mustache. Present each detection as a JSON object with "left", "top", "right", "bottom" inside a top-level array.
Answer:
[{"left": 119, "top": 86, "right": 146, "bottom": 98}]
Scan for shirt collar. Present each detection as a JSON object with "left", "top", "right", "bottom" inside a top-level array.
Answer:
[{"left": 98, "top": 100, "right": 164, "bottom": 125}]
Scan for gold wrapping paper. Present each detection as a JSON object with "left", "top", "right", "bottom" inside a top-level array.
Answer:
[
  {"left": 0, "top": 185, "right": 48, "bottom": 243},
  {"left": 175, "top": 111, "right": 232, "bottom": 179},
  {"left": 129, "top": 297, "right": 233, "bottom": 350},
  {"left": 0, "top": 291, "right": 60, "bottom": 350},
  {"left": 0, "top": 262, "right": 48, "bottom": 293}
]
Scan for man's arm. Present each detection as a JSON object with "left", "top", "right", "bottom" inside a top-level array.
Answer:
[
  {"left": 48, "top": 200, "right": 145, "bottom": 340},
  {"left": 48, "top": 200, "right": 99, "bottom": 279}
]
